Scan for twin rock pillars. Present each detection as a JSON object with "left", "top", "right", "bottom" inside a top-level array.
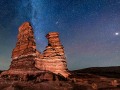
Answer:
[{"left": 9, "top": 22, "right": 69, "bottom": 77}]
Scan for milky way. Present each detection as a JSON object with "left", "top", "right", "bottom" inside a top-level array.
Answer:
[
  {"left": 0, "top": 0, "right": 120, "bottom": 70},
  {"left": 30, "top": 0, "right": 47, "bottom": 51}
]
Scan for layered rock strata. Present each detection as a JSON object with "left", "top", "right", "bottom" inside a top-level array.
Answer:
[
  {"left": 10, "top": 22, "right": 38, "bottom": 70},
  {"left": 1, "top": 22, "right": 69, "bottom": 79},
  {"left": 0, "top": 22, "right": 41, "bottom": 80},
  {"left": 35, "top": 32, "right": 69, "bottom": 77}
]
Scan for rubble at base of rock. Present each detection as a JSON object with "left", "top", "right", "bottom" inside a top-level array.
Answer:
[
  {"left": 1, "top": 70, "right": 67, "bottom": 82},
  {"left": 1, "top": 22, "right": 70, "bottom": 80}
]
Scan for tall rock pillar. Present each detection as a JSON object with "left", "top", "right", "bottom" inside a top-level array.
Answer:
[
  {"left": 10, "top": 22, "right": 38, "bottom": 70},
  {"left": 35, "top": 32, "right": 70, "bottom": 77},
  {"left": 46, "top": 32, "right": 65, "bottom": 56}
]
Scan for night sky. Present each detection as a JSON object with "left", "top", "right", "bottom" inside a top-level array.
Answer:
[{"left": 0, "top": 0, "right": 120, "bottom": 70}]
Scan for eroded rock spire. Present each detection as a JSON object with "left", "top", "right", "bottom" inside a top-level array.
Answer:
[
  {"left": 1, "top": 22, "right": 69, "bottom": 78},
  {"left": 12, "top": 22, "right": 36, "bottom": 60},
  {"left": 10, "top": 22, "right": 38, "bottom": 70},
  {"left": 35, "top": 32, "right": 69, "bottom": 77}
]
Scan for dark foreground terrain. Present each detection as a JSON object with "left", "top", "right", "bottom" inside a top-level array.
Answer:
[
  {"left": 72, "top": 66, "right": 120, "bottom": 78},
  {"left": 1, "top": 67, "right": 120, "bottom": 90}
]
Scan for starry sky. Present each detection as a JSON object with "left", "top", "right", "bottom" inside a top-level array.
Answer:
[{"left": 0, "top": 0, "right": 120, "bottom": 70}]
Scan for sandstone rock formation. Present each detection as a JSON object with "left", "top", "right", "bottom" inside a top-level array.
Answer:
[
  {"left": 35, "top": 32, "right": 69, "bottom": 77},
  {"left": 10, "top": 22, "right": 37, "bottom": 70},
  {"left": 1, "top": 22, "right": 120, "bottom": 90},
  {"left": 1, "top": 22, "right": 69, "bottom": 80},
  {"left": 0, "top": 22, "right": 42, "bottom": 81}
]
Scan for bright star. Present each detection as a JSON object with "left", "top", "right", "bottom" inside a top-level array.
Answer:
[{"left": 115, "top": 32, "right": 119, "bottom": 36}]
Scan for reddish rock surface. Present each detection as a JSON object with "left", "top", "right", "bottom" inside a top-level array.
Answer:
[
  {"left": 0, "top": 22, "right": 42, "bottom": 81},
  {"left": 35, "top": 32, "right": 69, "bottom": 77},
  {"left": 1, "top": 22, "right": 69, "bottom": 79},
  {"left": 10, "top": 22, "right": 38, "bottom": 70}
]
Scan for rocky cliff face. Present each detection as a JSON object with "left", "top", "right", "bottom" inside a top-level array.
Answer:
[{"left": 1, "top": 22, "right": 69, "bottom": 79}]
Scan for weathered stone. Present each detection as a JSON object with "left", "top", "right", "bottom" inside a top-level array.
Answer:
[
  {"left": 9, "top": 22, "right": 38, "bottom": 70},
  {"left": 35, "top": 32, "right": 70, "bottom": 77},
  {"left": 12, "top": 22, "right": 36, "bottom": 59},
  {"left": 1, "top": 22, "right": 70, "bottom": 80}
]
